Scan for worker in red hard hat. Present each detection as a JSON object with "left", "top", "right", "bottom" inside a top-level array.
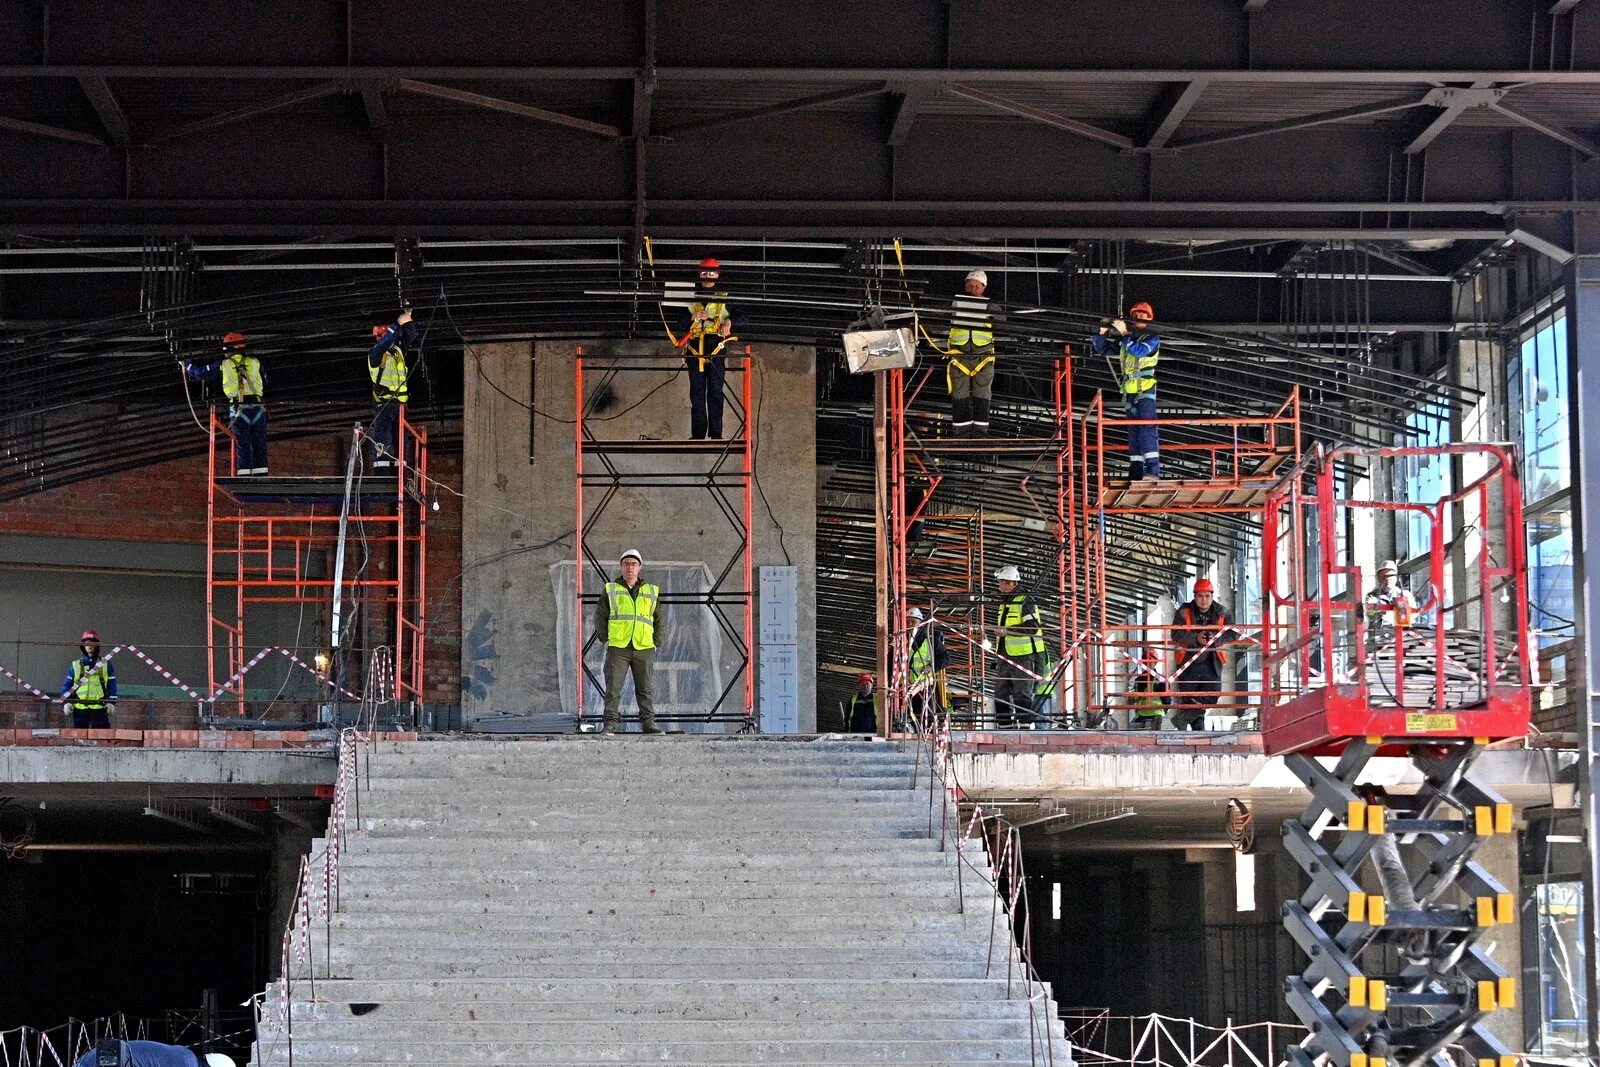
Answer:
[
  {"left": 186, "top": 330, "right": 268, "bottom": 475},
  {"left": 59, "top": 629, "right": 117, "bottom": 728},
  {"left": 1091, "top": 301, "right": 1162, "bottom": 479},
  {"left": 671, "top": 257, "right": 746, "bottom": 440},
  {"left": 1171, "top": 578, "right": 1239, "bottom": 730},
  {"left": 944, "top": 269, "right": 997, "bottom": 435},
  {"left": 367, "top": 308, "right": 417, "bottom": 470},
  {"left": 846, "top": 672, "right": 879, "bottom": 733}
]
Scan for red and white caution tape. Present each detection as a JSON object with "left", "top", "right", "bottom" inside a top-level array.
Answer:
[{"left": 123, "top": 645, "right": 202, "bottom": 700}]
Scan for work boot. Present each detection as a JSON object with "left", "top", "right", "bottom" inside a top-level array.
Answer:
[
  {"left": 602, "top": 717, "right": 621, "bottom": 735},
  {"left": 1146, "top": 460, "right": 1162, "bottom": 480},
  {"left": 641, "top": 721, "right": 664, "bottom": 735},
  {"left": 1128, "top": 459, "right": 1145, "bottom": 480}
]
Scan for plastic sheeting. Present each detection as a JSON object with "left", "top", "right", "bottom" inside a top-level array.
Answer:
[{"left": 549, "top": 560, "right": 737, "bottom": 733}]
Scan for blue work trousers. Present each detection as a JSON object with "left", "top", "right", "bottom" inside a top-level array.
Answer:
[
  {"left": 1123, "top": 391, "right": 1160, "bottom": 473},
  {"left": 370, "top": 400, "right": 404, "bottom": 467},
  {"left": 229, "top": 403, "right": 268, "bottom": 473},
  {"left": 687, "top": 356, "right": 726, "bottom": 439}
]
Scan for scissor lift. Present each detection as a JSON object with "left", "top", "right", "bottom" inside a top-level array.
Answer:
[{"left": 1261, "top": 444, "right": 1533, "bottom": 1067}]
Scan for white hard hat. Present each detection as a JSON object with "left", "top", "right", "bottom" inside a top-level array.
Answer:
[
  {"left": 994, "top": 565, "right": 1021, "bottom": 582},
  {"left": 205, "top": 1056, "right": 237, "bottom": 1067},
  {"left": 908, "top": 607, "right": 925, "bottom": 619},
  {"left": 1377, "top": 559, "right": 1398, "bottom": 575},
  {"left": 620, "top": 549, "right": 643, "bottom": 564},
  {"left": 965, "top": 269, "right": 988, "bottom": 286}
]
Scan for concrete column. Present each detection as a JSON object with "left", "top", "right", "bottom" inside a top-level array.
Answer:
[{"left": 462, "top": 342, "right": 817, "bottom": 728}]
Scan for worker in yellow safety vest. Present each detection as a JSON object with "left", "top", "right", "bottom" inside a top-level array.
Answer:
[
  {"left": 367, "top": 309, "right": 416, "bottom": 470},
  {"left": 1091, "top": 301, "right": 1162, "bottom": 479},
  {"left": 187, "top": 331, "right": 268, "bottom": 475},
  {"left": 675, "top": 258, "right": 747, "bottom": 440},
  {"left": 594, "top": 549, "right": 665, "bottom": 734},
  {"left": 945, "top": 269, "right": 997, "bottom": 435},
  {"left": 989, "top": 565, "right": 1045, "bottom": 728},
  {"left": 60, "top": 628, "right": 117, "bottom": 728}
]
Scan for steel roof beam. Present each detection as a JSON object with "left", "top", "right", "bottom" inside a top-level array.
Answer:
[
  {"left": 1142, "top": 80, "right": 1209, "bottom": 150},
  {"left": 886, "top": 83, "right": 925, "bottom": 147},
  {"left": 4, "top": 66, "right": 1600, "bottom": 86},
  {"left": 1171, "top": 95, "right": 1430, "bottom": 151},
  {"left": 360, "top": 87, "right": 389, "bottom": 142},
  {"left": 0, "top": 114, "right": 103, "bottom": 147},
  {"left": 945, "top": 84, "right": 1135, "bottom": 150},
  {"left": 77, "top": 75, "right": 130, "bottom": 148},
  {"left": 395, "top": 79, "right": 620, "bottom": 138},
  {"left": 1490, "top": 99, "right": 1600, "bottom": 161},
  {"left": 150, "top": 81, "right": 344, "bottom": 145},
  {"left": 660, "top": 84, "right": 887, "bottom": 137},
  {"left": 1403, "top": 82, "right": 1502, "bottom": 155}
]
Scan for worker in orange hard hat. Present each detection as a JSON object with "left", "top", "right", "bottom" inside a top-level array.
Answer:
[
  {"left": 1171, "top": 578, "right": 1238, "bottom": 730},
  {"left": 673, "top": 257, "right": 746, "bottom": 439},
  {"left": 367, "top": 308, "right": 416, "bottom": 469},
  {"left": 186, "top": 330, "right": 268, "bottom": 474},
  {"left": 59, "top": 628, "right": 117, "bottom": 728},
  {"left": 1091, "top": 301, "right": 1162, "bottom": 479},
  {"left": 845, "top": 671, "right": 879, "bottom": 733}
]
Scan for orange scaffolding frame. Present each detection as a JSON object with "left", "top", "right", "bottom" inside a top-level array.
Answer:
[
  {"left": 882, "top": 356, "right": 1073, "bottom": 733},
  {"left": 573, "top": 345, "right": 756, "bottom": 728},
  {"left": 205, "top": 410, "right": 428, "bottom": 711}
]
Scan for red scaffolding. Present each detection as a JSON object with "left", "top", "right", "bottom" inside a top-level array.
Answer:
[
  {"left": 573, "top": 345, "right": 755, "bottom": 729},
  {"left": 205, "top": 411, "right": 429, "bottom": 712}
]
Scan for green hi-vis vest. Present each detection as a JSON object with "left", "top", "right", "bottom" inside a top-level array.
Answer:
[
  {"left": 1121, "top": 340, "right": 1159, "bottom": 396},
  {"left": 910, "top": 633, "right": 934, "bottom": 684},
  {"left": 221, "top": 354, "right": 264, "bottom": 401},
  {"left": 605, "top": 581, "right": 660, "bottom": 650},
  {"left": 1034, "top": 659, "right": 1057, "bottom": 697},
  {"left": 372, "top": 345, "right": 409, "bottom": 403},
  {"left": 1131, "top": 678, "right": 1165, "bottom": 718},
  {"left": 69, "top": 659, "right": 111, "bottom": 708},
  {"left": 995, "top": 594, "right": 1045, "bottom": 658}
]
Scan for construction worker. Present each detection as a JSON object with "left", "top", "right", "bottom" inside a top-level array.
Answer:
[
  {"left": 945, "top": 269, "right": 996, "bottom": 435},
  {"left": 1127, "top": 655, "right": 1169, "bottom": 730},
  {"left": 989, "top": 564, "right": 1045, "bottom": 728},
  {"left": 907, "top": 607, "right": 941, "bottom": 727},
  {"left": 1365, "top": 560, "right": 1417, "bottom": 632},
  {"left": 676, "top": 258, "right": 745, "bottom": 440},
  {"left": 1032, "top": 655, "right": 1058, "bottom": 725},
  {"left": 594, "top": 549, "right": 664, "bottom": 735},
  {"left": 846, "top": 672, "right": 879, "bottom": 733},
  {"left": 73, "top": 1040, "right": 234, "bottom": 1067},
  {"left": 187, "top": 331, "right": 267, "bottom": 474},
  {"left": 59, "top": 629, "right": 117, "bottom": 728},
  {"left": 367, "top": 309, "right": 416, "bottom": 469},
  {"left": 1171, "top": 578, "right": 1236, "bottom": 730},
  {"left": 1091, "top": 301, "right": 1162, "bottom": 479}
]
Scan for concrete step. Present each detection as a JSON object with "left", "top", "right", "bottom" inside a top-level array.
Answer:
[
  {"left": 361, "top": 739, "right": 917, "bottom": 758},
  {"left": 287, "top": 996, "right": 1035, "bottom": 1023},
  {"left": 320, "top": 931, "right": 996, "bottom": 960},
  {"left": 251, "top": 1037, "right": 1055, "bottom": 1063},
  {"left": 307, "top": 959, "right": 996, "bottom": 979},
  {"left": 280, "top": 977, "right": 1024, "bottom": 1004},
  {"left": 338, "top": 877, "right": 961, "bottom": 899},
  {"left": 359, "top": 759, "right": 921, "bottom": 778},
  {"left": 339, "top": 839, "right": 945, "bottom": 863},
  {"left": 323, "top": 896, "right": 965, "bottom": 917},
  {"left": 329, "top": 912, "right": 999, "bottom": 936},
  {"left": 354, "top": 816, "right": 930, "bottom": 839},
  {"left": 264, "top": 1018, "right": 1036, "bottom": 1043}
]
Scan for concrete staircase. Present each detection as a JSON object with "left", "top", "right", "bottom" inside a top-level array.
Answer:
[{"left": 255, "top": 737, "right": 1072, "bottom": 1066}]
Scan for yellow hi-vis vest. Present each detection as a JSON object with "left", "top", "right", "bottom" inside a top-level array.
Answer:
[
  {"left": 946, "top": 294, "right": 995, "bottom": 375},
  {"left": 910, "top": 632, "right": 934, "bottom": 685},
  {"left": 605, "top": 581, "right": 660, "bottom": 650},
  {"left": 1131, "top": 678, "right": 1165, "bottom": 718},
  {"left": 69, "top": 659, "right": 110, "bottom": 708},
  {"left": 220, "top": 354, "right": 264, "bottom": 401},
  {"left": 372, "top": 345, "right": 409, "bottom": 403},
  {"left": 995, "top": 594, "right": 1045, "bottom": 658},
  {"left": 1120, "top": 334, "right": 1160, "bottom": 396},
  {"left": 686, "top": 299, "right": 734, "bottom": 364}
]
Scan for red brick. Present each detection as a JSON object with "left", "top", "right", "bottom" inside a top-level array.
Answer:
[
  {"left": 199, "top": 732, "right": 228, "bottom": 749},
  {"left": 225, "top": 732, "right": 254, "bottom": 749}
]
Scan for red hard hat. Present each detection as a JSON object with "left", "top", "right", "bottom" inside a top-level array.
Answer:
[
  {"left": 1194, "top": 578, "right": 1215, "bottom": 594},
  {"left": 372, "top": 324, "right": 389, "bottom": 339},
  {"left": 222, "top": 331, "right": 245, "bottom": 345},
  {"left": 699, "top": 257, "right": 721, "bottom": 271},
  {"left": 857, "top": 672, "right": 873, "bottom": 685},
  {"left": 1129, "top": 301, "right": 1155, "bottom": 320},
  {"left": 80, "top": 629, "right": 99, "bottom": 642}
]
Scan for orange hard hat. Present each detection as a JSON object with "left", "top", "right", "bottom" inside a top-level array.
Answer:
[
  {"left": 699, "top": 257, "right": 721, "bottom": 271},
  {"left": 857, "top": 672, "right": 873, "bottom": 685},
  {"left": 372, "top": 324, "right": 389, "bottom": 339},
  {"left": 222, "top": 331, "right": 245, "bottom": 345},
  {"left": 1194, "top": 578, "right": 1215, "bottom": 594},
  {"left": 80, "top": 629, "right": 99, "bottom": 642},
  {"left": 1129, "top": 301, "right": 1155, "bottom": 320}
]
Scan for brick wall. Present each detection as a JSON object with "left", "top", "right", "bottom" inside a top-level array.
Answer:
[{"left": 0, "top": 433, "right": 464, "bottom": 707}]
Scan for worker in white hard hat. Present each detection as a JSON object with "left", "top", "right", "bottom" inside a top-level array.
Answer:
[
  {"left": 594, "top": 549, "right": 664, "bottom": 734},
  {"left": 990, "top": 565, "right": 1044, "bottom": 728},
  {"left": 73, "top": 1038, "right": 235, "bottom": 1067},
  {"left": 944, "top": 269, "right": 997, "bottom": 435},
  {"left": 1364, "top": 559, "right": 1416, "bottom": 634},
  {"left": 906, "top": 606, "right": 946, "bottom": 729}
]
